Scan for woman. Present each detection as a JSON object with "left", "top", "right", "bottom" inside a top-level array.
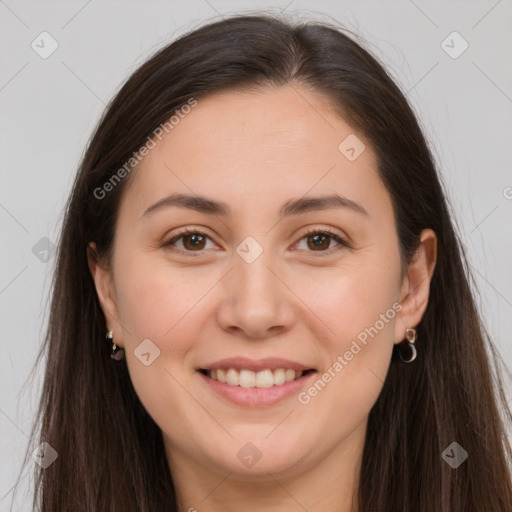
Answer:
[{"left": 15, "top": 13, "right": 512, "bottom": 511}]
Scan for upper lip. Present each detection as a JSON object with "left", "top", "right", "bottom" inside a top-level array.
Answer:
[{"left": 198, "top": 357, "right": 315, "bottom": 373}]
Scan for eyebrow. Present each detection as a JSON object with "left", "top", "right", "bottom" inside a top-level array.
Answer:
[{"left": 141, "top": 193, "right": 368, "bottom": 219}]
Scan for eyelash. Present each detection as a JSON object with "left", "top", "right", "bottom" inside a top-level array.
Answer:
[{"left": 163, "top": 226, "right": 351, "bottom": 257}]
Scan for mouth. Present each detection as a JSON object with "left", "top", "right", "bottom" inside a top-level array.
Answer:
[
  {"left": 198, "top": 368, "right": 316, "bottom": 389},
  {"left": 196, "top": 357, "right": 318, "bottom": 406}
]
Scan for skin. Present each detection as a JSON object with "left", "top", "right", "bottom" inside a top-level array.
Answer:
[{"left": 89, "top": 84, "right": 437, "bottom": 512}]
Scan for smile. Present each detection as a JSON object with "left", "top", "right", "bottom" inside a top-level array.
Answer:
[
  {"left": 197, "top": 367, "right": 317, "bottom": 407},
  {"left": 200, "top": 368, "right": 314, "bottom": 388}
]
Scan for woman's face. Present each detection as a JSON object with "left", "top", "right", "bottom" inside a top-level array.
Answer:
[{"left": 91, "top": 85, "right": 435, "bottom": 482}]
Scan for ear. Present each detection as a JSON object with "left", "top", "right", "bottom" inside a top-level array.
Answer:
[
  {"left": 394, "top": 228, "right": 437, "bottom": 343},
  {"left": 87, "top": 242, "right": 124, "bottom": 348}
]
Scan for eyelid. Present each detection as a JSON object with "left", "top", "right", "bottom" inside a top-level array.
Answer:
[
  {"left": 163, "top": 225, "right": 351, "bottom": 255},
  {"left": 294, "top": 225, "right": 352, "bottom": 252},
  {"left": 163, "top": 226, "right": 220, "bottom": 255}
]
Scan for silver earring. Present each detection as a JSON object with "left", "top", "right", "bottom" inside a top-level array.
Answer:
[
  {"left": 106, "top": 331, "right": 125, "bottom": 361},
  {"left": 398, "top": 327, "right": 417, "bottom": 363}
]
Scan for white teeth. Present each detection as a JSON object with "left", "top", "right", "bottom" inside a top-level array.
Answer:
[
  {"left": 273, "top": 368, "right": 286, "bottom": 386},
  {"left": 255, "top": 369, "right": 274, "bottom": 388},
  {"left": 206, "top": 368, "right": 306, "bottom": 388},
  {"left": 285, "top": 369, "right": 296, "bottom": 382},
  {"left": 239, "top": 369, "right": 256, "bottom": 388},
  {"left": 226, "top": 368, "right": 239, "bottom": 386}
]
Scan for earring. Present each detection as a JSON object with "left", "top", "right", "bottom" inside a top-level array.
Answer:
[
  {"left": 106, "top": 330, "right": 125, "bottom": 361},
  {"left": 398, "top": 327, "right": 417, "bottom": 363}
]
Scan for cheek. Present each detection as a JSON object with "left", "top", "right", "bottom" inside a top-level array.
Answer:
[
  {"left": 114, "top": 252, "right": 214, "bottom": 345},
  {"left": 295, "top": 254, "right": 400, "bottom": 414},
  {"left": 112, "top": 254, "right": 211, "bottom": 430},
  {"left": 298, "top": 257, "right": 400, "bottom": 351}
]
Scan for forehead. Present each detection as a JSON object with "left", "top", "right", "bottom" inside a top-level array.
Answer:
[
  {"left": 159, "top": 85, "right": 362, "bottom": 167},
  {"left": 120, "top": 85, "right": 388, "bottom": 221}
]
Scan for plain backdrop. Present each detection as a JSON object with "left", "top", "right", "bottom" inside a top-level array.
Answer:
[{"left": 1, "top": 1, "right": 511, "bottom": 509}]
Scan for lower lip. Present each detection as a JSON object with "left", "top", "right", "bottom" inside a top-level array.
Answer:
[{"left": 197, "top": 370, "right": 317, "bottom": 407}]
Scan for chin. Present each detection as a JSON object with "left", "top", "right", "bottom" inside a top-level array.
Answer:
[{"left": 210, "top": 434, "right": 313, "bottom": 478}]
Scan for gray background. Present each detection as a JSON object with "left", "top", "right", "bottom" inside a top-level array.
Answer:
[{"left": 1, "top": 1, "right": 511, "bottom": 509}]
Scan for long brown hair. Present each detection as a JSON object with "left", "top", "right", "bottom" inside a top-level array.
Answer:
[{"left": 12, "top": 13, "right": 512, "bottom": 511}]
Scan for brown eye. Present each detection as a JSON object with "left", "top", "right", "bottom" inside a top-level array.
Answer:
[
  {"left": 181, "top": 233, "right": 207, "bottom": 251},
  {"left": 164, "top": 229, "right": 215, "bottom": 254},
  {"left": 306, "top": 233, "right": 331, "bottom": 251},
  {"left": 296, "top": 229, "right": 349, "bottom": 253}
]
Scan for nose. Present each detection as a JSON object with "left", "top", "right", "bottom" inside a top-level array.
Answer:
[{"left": 215, "top": 247, "right": 296, "bottom": 340}]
